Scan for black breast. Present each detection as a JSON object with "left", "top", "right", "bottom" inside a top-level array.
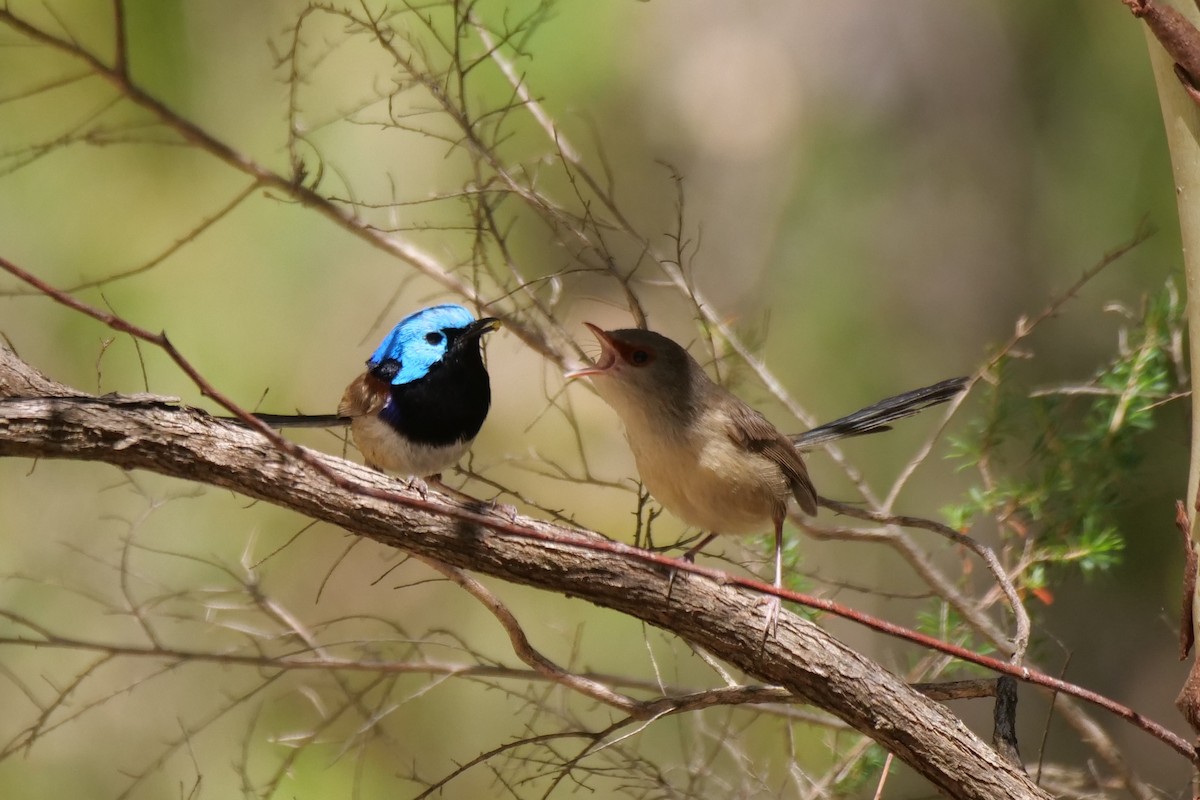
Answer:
[{"left": 377, "top": 346, "right": 491, "bottom": 447}]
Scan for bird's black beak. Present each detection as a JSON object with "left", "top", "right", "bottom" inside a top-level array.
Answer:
[{"left": 465, "top": 317, "right": 501, "bottom": 338}]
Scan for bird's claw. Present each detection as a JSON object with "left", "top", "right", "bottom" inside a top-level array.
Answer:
[
  {"left": 405, "top": 476, "right": 431, "bottom": 500},
  {"left": 666, "top": 566, "right": 680, "bottom": 602},
  {"left": 759, "top": 595, "right": 781, "bottom": 654},
  {"left": 487, "top": 500, "right": 519, "bottom": 520}
]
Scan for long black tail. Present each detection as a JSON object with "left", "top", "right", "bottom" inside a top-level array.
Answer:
[
  {"left": 791, "top": 376, "right": 968, "bottom": 449},
  {"left": 221, "top": 413, "right": 349, "bottom": 428}
]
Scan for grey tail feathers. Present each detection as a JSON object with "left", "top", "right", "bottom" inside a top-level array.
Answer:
[{"left": 791, "top": 376, "right": 968, "bottom": 450}]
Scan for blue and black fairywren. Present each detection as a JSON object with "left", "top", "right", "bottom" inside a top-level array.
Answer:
[
  {"left": 567, "top": 324, "right": 965, "bottom": 631},
  {"left": 338, "top": 304, "right": 499, "bottom": 477},
  {"left": 252, "top": 304, "right": 499, "bottom": 481}
]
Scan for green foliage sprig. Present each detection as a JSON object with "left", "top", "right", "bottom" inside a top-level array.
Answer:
[{"left": 946, "top": 280, "right": 1186, "bottom": 596}]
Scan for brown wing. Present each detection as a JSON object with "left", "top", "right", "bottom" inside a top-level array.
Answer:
[
  {"left": 338, "top": 372, "right": 390, "bottom": 418},
  {"left": 725, "top": 402, "right": 818, "bottom": 515}
]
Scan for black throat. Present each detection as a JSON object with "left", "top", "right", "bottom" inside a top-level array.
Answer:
[{"left": 376, "top": 341, "right": 491, "bottom": 447}]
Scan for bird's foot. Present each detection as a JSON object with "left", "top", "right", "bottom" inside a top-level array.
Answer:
[
  {"left": 666, "top": 532, "right": 719, "bottom": 601},
  {"left": 404, "top": 475, "right": 431, "bottom": 500},
  {"left": 758, "top": 594, "right": 781, "bottom": 654},
  {"left": 666, "top": 566, "right": 681, "bottom": 603},
  {"left": 486, "top": 500, "right": 519, "bottom": 521},
  {"left": 665, "top": 547, "right": 697, "bottom": 601}
]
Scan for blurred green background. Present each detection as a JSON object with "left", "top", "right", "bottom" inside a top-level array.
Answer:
[{"left": 0, "top": 0, "right": 1191, "bottom": 797}]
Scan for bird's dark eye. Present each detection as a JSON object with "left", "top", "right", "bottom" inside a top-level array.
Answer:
[
  {"left": 425, "top": 331, "right": 444, "bottom": 345},
  {"left": 630, "top": 349, "right": 650, "bottom": 366}
]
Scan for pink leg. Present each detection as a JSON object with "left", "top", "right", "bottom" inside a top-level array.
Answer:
[{"left": 761, "top": 514, "right": 785, "bottom": 649}]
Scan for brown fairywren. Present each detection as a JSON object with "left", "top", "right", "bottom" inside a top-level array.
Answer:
[
  {"left": 566, "top": 324, "right": 815, "bottom": 632},
  {"left": 567, "top": 323, "right": 965, "bottom": 634}
]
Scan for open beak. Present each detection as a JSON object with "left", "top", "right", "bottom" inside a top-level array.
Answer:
[{"left": 564, "top": 322, "right": 618, "bottom": 379}]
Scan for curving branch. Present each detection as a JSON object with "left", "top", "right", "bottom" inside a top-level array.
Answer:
[
  {"left": 5, "top": 334, "right": 1197, "bottom": 796},
  {"left": 0, "top": 341, "right": 1050, "bottom": 798}
]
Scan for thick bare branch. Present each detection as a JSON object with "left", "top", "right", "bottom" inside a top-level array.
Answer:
[{"left": 7, "top": 341, "right": 1189, "bottom": 796}]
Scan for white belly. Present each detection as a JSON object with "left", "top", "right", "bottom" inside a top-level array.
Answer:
[
  {"left": 627, "top": 422, "right": 785, "bottom": 536},
  {"left": 350, "top": 415, "right": 472, "bottom": 477}
]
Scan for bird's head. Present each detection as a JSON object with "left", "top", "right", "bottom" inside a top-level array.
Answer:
[
  {"left": 367, "top": 304, "right": 500, "bottom": 386},
  {"left": 566, "top": 323, "right": 700, "bottom": 421}
]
